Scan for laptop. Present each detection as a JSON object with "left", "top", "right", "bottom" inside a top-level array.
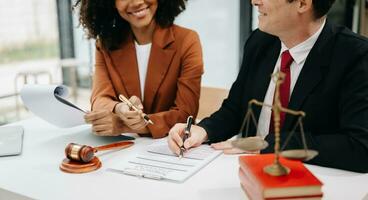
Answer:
[{"left": 0, "top": 126, "right": 24, "bottom": 157}]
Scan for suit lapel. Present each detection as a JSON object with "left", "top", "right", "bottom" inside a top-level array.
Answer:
[
  {"left": 283, "top": 22, "right": 335, "bottom": 130},
  {"left": 144, "top": 26, "right": 176, "bottom": 112},
  {"left": 110, "top": 35, "right": 142, "bottom": 99}
]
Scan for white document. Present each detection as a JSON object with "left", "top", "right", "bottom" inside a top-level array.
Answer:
[
  {"left": 109, "top": 138, "right": 222, "bottom": 182},
  {"left": 20, "top": 84, "right": 87, "bottom": 128}
]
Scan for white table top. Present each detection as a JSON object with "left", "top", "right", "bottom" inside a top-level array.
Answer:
[{"left": 0, "top": 118, "right": 367, "bottom": 200}]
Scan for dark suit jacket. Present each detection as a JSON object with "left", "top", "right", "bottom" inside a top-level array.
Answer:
[
  {"left": 91, "top": 25, "right": 203, "bottom": 138},
  {"left": 199, "top": 21, "right": 368, "bottom": 173}
]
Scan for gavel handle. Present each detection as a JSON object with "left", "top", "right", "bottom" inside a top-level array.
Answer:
[{"left": 94, "top": 141, "right": 134, "bottom": 152}]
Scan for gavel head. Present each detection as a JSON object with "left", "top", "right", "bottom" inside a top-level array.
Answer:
[{"left": 65, "top": 143, "right": 95, "bottom": 163}]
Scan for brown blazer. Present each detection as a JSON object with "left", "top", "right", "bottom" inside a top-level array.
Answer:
[{"left": 91, "top": 25, "right": 204, "bottom": 138}]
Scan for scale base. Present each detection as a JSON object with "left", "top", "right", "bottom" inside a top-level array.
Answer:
[{"left": 264, "top": 162, "right": 290, "bottom": 176}]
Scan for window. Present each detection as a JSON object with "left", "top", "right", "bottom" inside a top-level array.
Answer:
[{"left": 0, "top": 0, "right": 59, "bottom": 124}]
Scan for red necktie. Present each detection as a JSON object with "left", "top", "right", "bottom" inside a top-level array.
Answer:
[{"left": 269, "top": 50, "right": 294, "bottom": 133}]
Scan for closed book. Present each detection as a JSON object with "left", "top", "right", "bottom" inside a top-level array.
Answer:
[
  {"left": 239, "top": 154, "right": 323, "bottom": 199},
  {"left": 239, "top": 168, "right": 322, "bottom": 200}
]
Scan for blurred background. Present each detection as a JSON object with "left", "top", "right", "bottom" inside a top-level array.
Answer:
[{"left": 0, "top": 0, "right": 367, "bottom": 125}]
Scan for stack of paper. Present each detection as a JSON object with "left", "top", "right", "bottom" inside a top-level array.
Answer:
[{"left": 109, "top": 139, "right": 222, "bottom": 182}]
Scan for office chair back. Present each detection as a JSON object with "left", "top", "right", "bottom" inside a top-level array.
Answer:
[{"left": 197, "top": 86, "right": 229, "bottom": 121}]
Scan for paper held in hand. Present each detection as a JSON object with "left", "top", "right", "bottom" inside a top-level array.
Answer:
[
  {"left": 20, "top": 84, "right": 87, "bottom": 128},
  {"left": 108, "top": 138, "right": 222, "bottom": 182}
]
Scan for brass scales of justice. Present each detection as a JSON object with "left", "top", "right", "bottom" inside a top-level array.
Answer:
[{"left": 231, "top": 72, "right": 318, "bottom": 176}]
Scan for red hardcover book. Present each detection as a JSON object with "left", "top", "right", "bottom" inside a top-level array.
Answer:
[
  {"left": 239, "top": 154, "right": 323, "bottom": 200},
  {"left": 239, "top": 168, "right": 322, "bottom": 200}
]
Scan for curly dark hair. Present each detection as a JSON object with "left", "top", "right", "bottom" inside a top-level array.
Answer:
[{"left": 74, "top": 0, "right": 187, "bottom": 50}]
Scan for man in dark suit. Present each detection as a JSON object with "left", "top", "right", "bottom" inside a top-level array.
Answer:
[{"left": 168, "top": 0, "right": 368, "bottom": 173}]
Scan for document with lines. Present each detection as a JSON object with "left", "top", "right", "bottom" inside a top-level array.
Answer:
[{"left": 108, "top": 138, "right": 222, "bottom": 182}]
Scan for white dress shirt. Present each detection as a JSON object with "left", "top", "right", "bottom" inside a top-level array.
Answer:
[
  {"left": 257, "top": 20, "right": 326, "bottom": 138},
  {"left": 135, "top": 41, "right": 152, "bottom": 100}
]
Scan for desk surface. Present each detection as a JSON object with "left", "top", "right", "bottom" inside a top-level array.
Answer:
[{"left": 0, "top": 118, "right": 367, "bottom": 200}]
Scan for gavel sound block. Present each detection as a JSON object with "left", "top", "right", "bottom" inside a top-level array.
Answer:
[{"left": 60, "top": 140, "right": 134, "bottom": 173}]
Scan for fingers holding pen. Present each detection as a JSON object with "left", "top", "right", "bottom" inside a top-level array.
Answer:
[
  {"left": 183, "top": 125, "right": 208, "bottom": 150},
  {"left": 121, "top": 110, "right": 141, "bottom": 120},
  {"left": 168, "top": 123, "right": 186, "bottom": 155},
  {"left": 168, "top": 139, "right": 181, "bottom": 156},
  {"left": 116, "top": 96, "right": 144, "bottom": 119},
  {"left": 129, "top": 95, "right": 144, "bottom": 110},
  {"left": 168, "top": 123, "right": 209, "bottom": 156},
  {"left": 118, "top": 94, "right": 154, "bottom": 126},
  {"left": 117, "top": 108, "right": 147, "bottom": 130},
  {"left": 183, "top": 137, "right": 196, "bottom": 149},
  {"left": 115, "top": 102, "right": 130, "bottom": 115}
]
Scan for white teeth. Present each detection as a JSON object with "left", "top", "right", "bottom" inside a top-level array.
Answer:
[{"left": 131, "top": 8, "right": 148, "bottom": 17}]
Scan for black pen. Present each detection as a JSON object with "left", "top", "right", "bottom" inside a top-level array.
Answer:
[{"left": 179, "top": 116, "right": 193, "bottom": 158}]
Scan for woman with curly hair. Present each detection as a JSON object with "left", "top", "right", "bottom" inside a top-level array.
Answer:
[{"left": 77, "top": 0, "right": 203, "bottom": 138}]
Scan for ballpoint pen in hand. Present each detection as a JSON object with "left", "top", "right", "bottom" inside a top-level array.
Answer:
[
  {"left": 118, "top": 94, "right": 154, "bottom": 125},
  {"left": 179, "top": 116, "right": 193, "bottom": 158}
]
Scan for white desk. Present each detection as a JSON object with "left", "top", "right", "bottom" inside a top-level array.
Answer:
[{"left": 0, "top": 118, "right": 367, "bottom": 200}]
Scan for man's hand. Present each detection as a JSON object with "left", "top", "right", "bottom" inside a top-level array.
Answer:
[
  {"left": 115, "top": 96, "right": 148, "bottom": 133},
  {"left": 84, "top": 110, "right": 125, "bottom": 136},
  {"left": 168, "top": 123, "right": 208, "bottom": 155}
]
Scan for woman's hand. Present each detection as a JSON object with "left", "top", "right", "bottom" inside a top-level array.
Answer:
[
  {"left": 114, "top": 96, "right": 149, "bottom": 133},
  {"left": 84, "top": 110, "right": 125, "bottom": 136}
]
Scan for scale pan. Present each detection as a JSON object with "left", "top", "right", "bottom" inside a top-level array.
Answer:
[
  {"left": 281, "top": 149, "right": 318, "bottom": 161},
  {"left": 232, "top": 137, "right": 268, "bottom": 152}
]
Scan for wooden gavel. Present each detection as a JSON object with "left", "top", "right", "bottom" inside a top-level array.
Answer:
[{"left": 65, "top": 141, "right": 134, "bottom": 163}]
